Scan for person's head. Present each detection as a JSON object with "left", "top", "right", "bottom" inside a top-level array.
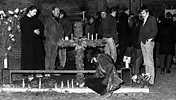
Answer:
[
  {"left": 165, "top": 12, "right": 172, "bottom": 19},
  {"left": 139, "top": 5, "right": 150, "bottom": 19},
  {"left": 109, "top": 7, "right": 117, "bottom": 17},
  {"left": 59, "top": 9, "right": 66, "bottom": 19},
  {"left": 123, "top": 8, "right": 130, "bottom": 15},
  {"left": 172, "top": 14, "right": 176, "bottom": 22},
  {"left": 100, "top": 9, "right": 107, "bottom": 19},
  {"left": 52, "top": 6, "right": 60, "bottom": 17},
  {"left": 91, "top": 48, "right": 102, "bottom": 63},
  {"left": 88, "top": 16, "right": 95, "bottom": 24},
  {"left": 26, "top": 5, "right": 38, "bottom": 17}
]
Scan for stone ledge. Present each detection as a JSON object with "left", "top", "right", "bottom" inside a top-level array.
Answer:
[{"left": 0, "top": 86, "right": 149, "bottom": 93}]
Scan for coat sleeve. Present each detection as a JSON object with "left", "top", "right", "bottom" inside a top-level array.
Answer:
[
  {"left": 102, "top": 64, "right": 113, "bottom": 85},
  {"left": 146, "top": 17, "right": 158, "bottom": 39},
  {"left": 64, "top": 19, "right": 72, "bottom": 37}
]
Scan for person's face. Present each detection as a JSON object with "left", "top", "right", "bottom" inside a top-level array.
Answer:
[
  {"left": 125, "top": 9, "right": 130, "bottom": 15},
  {"left": 140, "top": 10, "right": 149, "bottom": 19},
  {"left": 101, "top": 12, "right": 107, "bottom": 19},
  {"left": 173, "top": 16, "right": 176, "bottom": 22},
  {"left": 89, "top": 17, "right": 94, "bottom": 23},
  {"left": 29, "top": 9, "right": 37, "bottom": 17},
  {"left": 52, "top": 8, "right": 60, "bottom": 17},
  {"left": 59, "top": 13, "right": 64, "bottom": 19},
  {"left": 111, "top": 11, "right": 117, "bottom": 17}
]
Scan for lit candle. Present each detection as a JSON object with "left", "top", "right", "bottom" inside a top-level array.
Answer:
[
  {"left": 71, "top": 79, "right": 74, "bottom": 88},
  {"left": 61, "top": 81, "right": 64, "bottom": 88},
  {"left": 22, "top": 79, "right": 25, "bottom": 88},
  {"left": 4, "top": 56, "right": 7, "bottom": 68},
  {"left": 91, "top": 34, "right": 93, "bottom": 40},
  {"left": 39, "top": 78, "right": 41, "bottom": 89},
  {"left": 125, "top": 58, "right": 129, "bottom": 68},
  {"left": 96, "top": 33, "right": 98, "bottom": 40},
  {"left": 88, "top": 33, "right": 89, "bottom": 40},
  {"left": 67, "top": 80, "right": 69, "bottom": 88},
  {"left": 55, "top": 83, "right": 57, "bottom": 89}
]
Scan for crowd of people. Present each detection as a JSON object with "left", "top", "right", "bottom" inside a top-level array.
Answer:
[{"left": 20, "top": 4, "right": 176, "bottom": 99}]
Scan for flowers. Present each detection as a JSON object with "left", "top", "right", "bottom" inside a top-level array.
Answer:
[
  {"left": 0, "top": 8, "right": 26, "bottom": 56},
  {"left": 132, "top": 73, "right": 151, "bottom": 88}
]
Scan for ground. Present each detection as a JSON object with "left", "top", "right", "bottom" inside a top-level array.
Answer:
[
  {"left": 0, "top": 65, "right": 176, "bottom": 100},
  {"left": 1, "top": 50, "right": 176, "bottom": 100}
]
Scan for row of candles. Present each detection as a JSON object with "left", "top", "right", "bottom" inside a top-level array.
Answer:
[
  {"left": 63, "top": 33, "right": 98, "bottom": 41},
  {"left": 22, "top": 79, "right": 77, "bottom": 89}
]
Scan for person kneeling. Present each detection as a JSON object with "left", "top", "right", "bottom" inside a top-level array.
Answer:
[{"left": 84, "top": 49, "right": 123, "bottom": 99}]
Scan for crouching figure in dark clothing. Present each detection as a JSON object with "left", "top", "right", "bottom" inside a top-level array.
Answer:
[{"left": 84, "top": 49, "right": 123, "bottom": 99}]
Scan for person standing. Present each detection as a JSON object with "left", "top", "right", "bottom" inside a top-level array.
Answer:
[
  {"left": 20, "top": 5, "right": 45, "bottom": 76},
  {"left": 57, "top": 9, "right": 72, "bottom": 69},
  {"left": 158, "top": 13, "right": 175, "bottom": 74},
  {"left": 138, "top": 6, "right": 158, "bottom": 85},
  {"left": 98, "top": 7, "right": 118, "bottom": 63},
  {"left": 129, "top": 15, "right": 143, "bottom": 75},
  {"left": 44, "top": 6, "right": 63, "bottom": 70},
  {"left": 118, "top": 8, "right": 132, "bottom": 66}
]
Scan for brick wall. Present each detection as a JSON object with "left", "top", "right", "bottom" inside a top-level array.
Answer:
[{"left": 0, "top": 0, "right": 176, "bottom": 82}]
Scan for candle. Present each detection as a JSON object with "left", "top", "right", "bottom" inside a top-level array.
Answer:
[
  {"left": 39, "top": 78, "right": 41, "bottom": 89},
  {"left": 96, "top": 33, "right": 98, "bottom": 40},
  {"left": 22, "top": 79, "right": 25, "bottom": 88},
  {"left": 71, "top": 34, "right": 73, "bottom": 40},
  {"left": 125, "top": 58, "right": 129, "bottom": 68},
  {"left": 61, "top": 81, "right": 64, "bottom": 88},
  {"left": 83, "top": 11, "right": 85, "bottom": 20},
  {"left": 91, "top": 34, "right": 93, "bottom": 40},
  {"left": 4, "top": 56, "right": 7, "bottom": 68},
  {"left": 88, "top": 33, "right": 89, "bottom": 40},
  {"left": 55, "top": 83, "right": 57, "bottom": 89},
  {"left": 71, "top": 79, "right": 74, "bottom": 88},
  {"left": 67, "top": 80, "right": 69, "bottom": 88}
]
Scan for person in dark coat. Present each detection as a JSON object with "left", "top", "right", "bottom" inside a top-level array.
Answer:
[
  {"left": 129, "top": 15, "right": 143, "bottom": 75},
  {"left": 158, "top": 12, "right": 175, "bottom": 74},
  {"left": 20, "top": 5, "right": 45, "bottom": 72},
  {"left": 118, "top": 8, "right": 132, "bottom": 66},
  {"left": 84, "top": 48, "right": 123, "bottom": 99},
  {"left": 138, "top": 6, "right": 158, "bottom": 85}
]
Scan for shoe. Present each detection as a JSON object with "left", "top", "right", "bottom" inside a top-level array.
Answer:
[
  {"left": 55, "top": 66, "right": 64, "bottom": 70},
  {"left": 166, "top": 70, "right": 171, "bottom": 74},
  {"left": 160, "top": 68, "right": 165, "bottom": 75},
  {"left": 100, "top": 91, "right": 113, "bottom": 99}
]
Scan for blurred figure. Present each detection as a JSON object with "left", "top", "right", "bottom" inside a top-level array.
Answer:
[
  {"left": 118, "top": 8, "right": 132, "bottom": 66},
  {"left": 56, "top": 9, "right": 72, "bottom": 69},
  {"left": 85, "top": 16, "right": 96, "bottom": 38},
  {"left": 129, "top": 15, "right": 143, "bottom": 75},
  {"left": 158, "top": 12, "right": 175, "bottom": 74}
]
